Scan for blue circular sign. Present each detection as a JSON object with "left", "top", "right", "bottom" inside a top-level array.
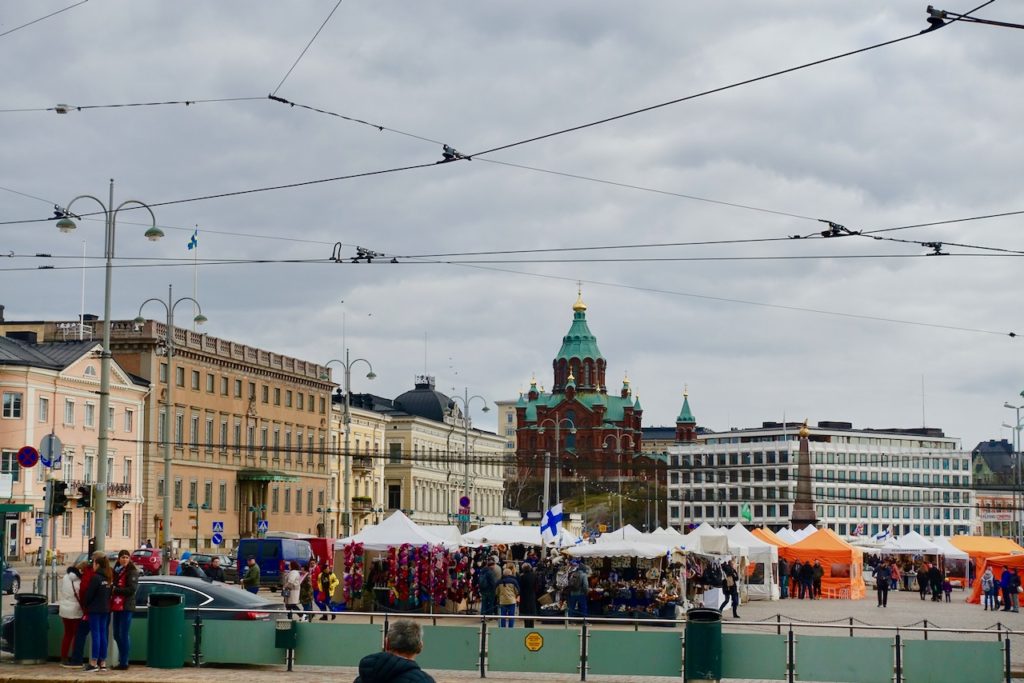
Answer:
[
  {"left": 17, "top": 446, "right": 39, "bottom": 468},
  {"left": 211, "top": 532, "right": 224, "bottom": 546},
  {"left": 459, "top": 496, "right": 471, "bottom": 508}
]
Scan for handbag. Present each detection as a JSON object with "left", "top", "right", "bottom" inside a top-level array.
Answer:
[{"left": 537, "top": 591, "right": 554, "bottom": 606}]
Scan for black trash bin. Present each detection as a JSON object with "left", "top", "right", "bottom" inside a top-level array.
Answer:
[
  {"left": 684, "top": 607, "right": 722, "bottom": 683},
  {"left": 147, "top": 592, "right": 184, "bottom": 669},
  {"left": 13, "top": 593, "right": 49, "bottom": 663}
]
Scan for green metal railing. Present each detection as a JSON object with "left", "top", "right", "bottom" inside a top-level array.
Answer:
[{"left": 39, "top": 608, "right": 1016, "bottom": 682}]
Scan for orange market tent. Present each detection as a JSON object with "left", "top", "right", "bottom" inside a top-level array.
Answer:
[
  {"left": 779, "top": 528, "right": 866, "bottom": 600},
  {"left": 753, "top": 527, "right": 788, "bottom": 547},
  {"left": 949, "top": 535, "right": 1024, "bottom": 564},
  {"left": 967, "top": 553, "right": 1024, "bottom": 604}
]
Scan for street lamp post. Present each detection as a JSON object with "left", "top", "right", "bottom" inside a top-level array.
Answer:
[
  {"left": 1005, "top": 401, "right": 1024, "bottom": 544},
  {"left": 135, "top": 285, "right": 206, "bottom": 574},
  {"left": 324, "top": 350, "right": 375, "bottom": 538},
  {"left": 449, "top": 388, "right": 489, "bottom": 533},
  {"left": 316, "top": 506, "right": 335, "bottom": 536},
  {"left": 537, "top": 417, "right": 576, "bottom": 505},
  {"left": 187, "top": 502, "right": 210, "bottom": 552},
  {"left": 57, "top": 180, "right": 164, "bottom": 552},
  {"left": 603, "top": 430, "right": 635, "bottom": 539}
]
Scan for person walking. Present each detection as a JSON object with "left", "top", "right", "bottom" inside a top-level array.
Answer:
[
  {"left": 81, "top": 552, "right": 114, "bottom": 672},
  {"left": 241, "top": 556, "right": 260, "bottom": 594},
  {"left": 110, "top": 550, "right": 139, "bottom": 670},
  {"left": 315, "top": 561, "right": 339, "bottom": 620},
  {"left": 283, "top": 561, "right": 302, "bottom": 619},
  {"left": 58, "top": 564, "right": 83, "bottom": 668},
  {"left": 298, "top": 560, "right": 315, "bottom": 620},
  {"left": 942, "top": 575, "right": 953, "bottom": 603},
  {"left": 812, "top": 560, "right": 824, "bottom": 598},
  {"left": 778, "top": 557, "right": 789, "bottom": 599},
  {"left": 354, "top": 619, "right": 436, "bottom": 683},
  {"left": 890, "top": 562, "right": 901, "bottom": 592},
  {"left": 928, "top": 564, "right": 943, "bottom": 602},
  {"left": 917, "top": 562, "right": 930, "bottom": 600},
  {"left": 496, "top": 567, "right": 520, "bottom": 628},
  {"left": 982, "top": 567, "right": 997, "bottom": 611},
  {"left": 517, "top": 563, "right": 542, "bottom": 628},
  {"left": 873, "top": 559, "right": 890, "bottom": 608},
  {"left": 719, "top": 560, "right": 740, "bottom": 618},
  {"left": 67, "top": 560, "right": 94, "bottom": 668}
]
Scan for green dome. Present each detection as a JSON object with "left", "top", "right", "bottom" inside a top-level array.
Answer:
[
  {"left": 677, "top": 393, "right": 695, "bottom": 424},
  {"left": 556, "top": 308, "right": 603, "bottom": 363}
]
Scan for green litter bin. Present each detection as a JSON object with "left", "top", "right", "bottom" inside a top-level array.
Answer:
[
  {"left": 147, "top": 592, "right": 184, "bottom": 669},
  {"left": 684, "top": 607, "right": 722, "bottom": 683},
  {"left": 13, "top": 593, "right": 49, "bottom": 663}
]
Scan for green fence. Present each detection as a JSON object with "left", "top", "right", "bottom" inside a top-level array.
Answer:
[{"left": 37, "top": 612, "right": 1013, "bottom": 681}]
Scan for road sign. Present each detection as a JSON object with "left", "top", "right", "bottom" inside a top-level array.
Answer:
[
  {"left": 455, "top": 514, "right": 470, "bottom": 523},
  {"left": 211, "top": 532, "right": 224, "bottom": 546},
  {"left": 34, "top": 518, "right": 43, "bottom": 535},
  {"left": 17, "top": 446, "right": 39, "bottom": 468},
  {"left": 212, "top": 520, "right": 224, "bottom": 533},
  {"left": 459, "top": 495, "right": 471, "bottom": 508},
  {"left": 39, "top": 434, "right": 62, "bottom": 468},
  {"left": 257, "top": 519, "right": 269, "bottom": 533}
]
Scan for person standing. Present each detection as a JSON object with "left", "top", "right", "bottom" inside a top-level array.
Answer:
[
  {"left": 518, "top": 563, "right": 542, "bottom": 628},
  {"left": 241, "top": 556, "right": 260, "bottom": 594},
  {"left": 111, "top": 549, "right": 139, "bottom": 671},
  {"left": 791, "top": 560, "right": 802, "bottom": 599},
  {"left": 982, "top": 567, "right": 997, "bottom": 611},
  {"left": 873, "top": 559, "right": 890, "bottom": 608},
  {"left": 206, "top": 556, "right": 226, "bottom": 583},
  {"left": 566, "top": 561, "right": 591, "bottom": 618},
  {"left": 1011, "top": 568, "right": 1022, "bottom": 613},
  {"left": 478, "top": 557, "right": 499, "bottom": 617},
  {"left": 799, "top": 560, "right": 814, "bottom": 600},
  {"left": 81, "top": 552, "right": 114, "bottom": 672},
  {"left": 58, "top": 564, "right": 83, "bottom": 668},
  {"left": 889, "top": 562, "right": 901, "bottom": 592},
  {"left": 299, "top": 560, "right": 315, "bottom": 619},
  {"left": 778, "top": 557, "right": 789, "bottom": 600},
  {"left": 496, "top": 567, "right": 520, "bottom": 628},
  {"left": 812, "top": 560, "right": 824, "bottom": 599},
  {"left": 283, "top": 561, "right": 302, "bottom": 619},
  {"left": 315, "top": 562, "right": 339, "bottom": 620},
  {"left": 928, "top": 564, "right": 943, "bottom": 602},
  {"left": 918, "top": 562, "right": 930, "bottom": 601},
  {"left": 719, "top": 560, "right": 740, "bottom": 618}
]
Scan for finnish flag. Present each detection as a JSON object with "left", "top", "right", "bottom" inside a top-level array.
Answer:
[{"left": 541, "top": 503, "right": 563, "bottom": 544}]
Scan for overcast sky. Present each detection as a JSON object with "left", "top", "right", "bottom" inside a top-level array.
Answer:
[{"left": 2, "top": 1, "right": 1022, "bottom": 450}]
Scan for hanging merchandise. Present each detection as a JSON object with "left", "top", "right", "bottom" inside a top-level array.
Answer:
[{"left": 343, "top": 542, "right": 365, "bottom": 603}]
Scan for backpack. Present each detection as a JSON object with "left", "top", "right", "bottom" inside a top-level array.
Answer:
[
  {"left": 478, "top": 567, "right": 496, "bottom": 592},
  {"left": 568, "top": 569, "right": 585, "bottom": 593}
]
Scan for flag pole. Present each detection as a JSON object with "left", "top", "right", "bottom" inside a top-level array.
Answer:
[{"left": 192, "top": 225, "right": 199, "bottom": 331}]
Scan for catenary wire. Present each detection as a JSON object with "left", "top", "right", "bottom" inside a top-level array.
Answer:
[
  {"left": 0, "top": 96, "right": 265, "bottom": 114},
  {"left": 0, "top": 0, "right": 89, "bottom": 40},
  {"left": 271, "top": 0, "right": 346, "bottom": 96},
  {"left": 467, "top": 2, "right": 994, "bottom": 158}
]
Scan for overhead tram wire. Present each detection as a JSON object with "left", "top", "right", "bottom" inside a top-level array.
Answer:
[
  {"left": 271, "top": 0, "right": 346, "bottom": 96},
  {"left": 0, "top": 0, "right": 89, "bottom": 40},
  {"left": 0, "top": 97, "right": 265, "bottom": 115},
  {"left": 466, "top": 1, "right": 995, "bottom": 159}
]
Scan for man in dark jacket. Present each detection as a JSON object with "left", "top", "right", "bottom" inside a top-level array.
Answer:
[
  {"left": 355, "top": 619, "right": 435, "bottom": 683},
  {"left": 799, "top": 560, "right": 814, "bottom": 600},
  {"left": 206, "top": 557, "right": 226, "bottom": 583},
  {"left": 111, "top": 551, "right": 139, "bottom": 670},
  {"left": 518, "top": 563, "right": 542, "bottom": 628},
  {"left": 778, "top": 557, "right": 789, "bottom": 599}
]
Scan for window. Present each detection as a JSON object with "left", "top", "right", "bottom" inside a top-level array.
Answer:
[
  {"left": 38, "top": 396, "right": 49, "bottom": 423},
  {"left": 233, "top": 421, "right": 241, "bottom": 452},
  {"left": 389, "top": 443, "right": 402, "bottom": 464},
  {"left": 107, "top": 406, "right": 115, "bottom": 432},
  {"left": 273, "top": 428, "right": 280, "bottom": 459},
  {"left": 176, "top": 413, "right": 184, "bottom": 446},
  {"left": 285, "top": 391, "right": 293, "bottom": 408},
  {"left": 297, "top": 393, "right": 304, "bottom": 411},
  {"left": 158, "top": 477, "right": 165, "bottom": 497},
  {"left": 262, "top": 385, "right": 269, "bottom": 403},
  {"left": 1, "top": 451, "right": 20, "bottom": 482},
  {"left": 318, "top": 490, "right": 325, "bottom": 506},
  {"left": 62, "top": 512, "right": 72, "bottom": 537},
  {"left": 84, "top": 403, "right": 96, "bottom": 428},
  {"left": 191, "top": 370, "right": 200, "bottom": 390},
  {"left": 191, "top": 415, "right": 199, "bottom": 448},
  {"left": 174, "top": 479, "right": 183, "bottom": 508},
  {"left": 248, "top": 382, "right": 256, "bottom": 400},
  {"left": 234, "top": 379, "right": 242, "bottom": 398},
  {"left": 160, "top": 363, "right": 168, "bottom": 383},
  {"left": 105, "top": 510, "right": 113, "bottom": 538},
  {"left": 187, "top": 480, "right": 198, "bottom": 507},
  {"left": 307, "top": 490, "right": 313, "bottom": 514},
  {"left": 84, "top": 455, "right": 94, "bottom": 483},
  {"left": 206, "top": 418, "right": 214, "bottom": 448},
  {"left": 319, "top": 397, "right": 326, "bottom": 414},
  {"left": 124, "top": 409, "right": 134, "bottom": 433},
  {"left": 248, "top": 425, "right": 255, "bottom": 456},
  {"left": 388, "top": 484, "right": 402, "bottom": 509},
  {"left": 221, "top": 376, "right": 229, "bottom": 395},
  {"left": 296, "top": 488, "right": 303, "bottom": 514},
  {"left": 272, "top": 488, "right": 280, "bottom": 512},
  {"left": 274, "top": 388, "right": 281, "bottom": 405},
  {"left": 207, "top": 374, "right": 215, "bottom": 392},
  {"left": 175, "top": 366, "right": 185, "bottom": 387},
  {"left": 284, "top": 488, "right": 291, "bottom": 513},
  {"left": 204, "top": 481, "right": 213, "bottom": 508},
  {"left": 219, "top": 482, "right": 227, "bottom": 511},
  {"left": 285, "top": 430, "right": 292, "bottom": 463},
  {"left": 122, "top": 512, "right": 132, "bottom": 538},
  {"left": 220, "top": 420, "right": 228, "bottom": 449},
  {"left": 123, "top": 459, "right": 132, "bottom": 485}
]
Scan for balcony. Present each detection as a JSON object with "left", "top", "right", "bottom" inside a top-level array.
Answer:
[
  {"left": 352, "top": 457, "right": 373, "bottom": 473},
  {"left": 63, "top": 480, "right": 132, "bottom": 499},
  {"left": 351, "top": 497, "right": 373, "bottom": 512}
]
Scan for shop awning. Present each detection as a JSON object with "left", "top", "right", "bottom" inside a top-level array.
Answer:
[{"left": 236, "top": 468, "right": 301, "bottom": 483}]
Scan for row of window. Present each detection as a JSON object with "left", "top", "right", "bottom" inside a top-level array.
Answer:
[
  {"left": 670, "top": 504, "right": 792, "bottom": 519},
  {"left": 1, "top": 450, "right": 131, "bottom": 486},
  {"left": 54, "top": 509, "right": 133, "bottom": 539},
  {"left": 158, "top": 409, "right": 327, "bottom": 466},
  {"left": 156, "top": 477, "right": 327, "bottom": 515},
  {"left": 2, "top": 393, "right": 134, "bottom": 432},
  {"left": 673, "top": 450, "right": 967, "bottom": 470},
  {"left": 163, "top": 365, "right": 326, "bottom": 414}
]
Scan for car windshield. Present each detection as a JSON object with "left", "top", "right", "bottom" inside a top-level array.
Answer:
[{"left": 133, "top": 550, "right": 153, "bottom": 558}]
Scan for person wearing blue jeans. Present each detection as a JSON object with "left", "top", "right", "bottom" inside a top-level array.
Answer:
[
  {"left": 496, "top": 567, "right": 520, "bottom": 628},
  {"left": 81, "top": 552, "right": 114, "bottom": 672},
  {"left": 111, "top": 550, "right": 139, "bottom": 670}
]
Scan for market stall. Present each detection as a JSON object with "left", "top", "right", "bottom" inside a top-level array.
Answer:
[
  {"left": 948, "top": 535, "right": 1024, "bottom": 587},
  {"left": 727, "top": 523, "right": 779, "bottom": 600},
  {"left": 752, "top": 526, "right": 788, "bottom": 548},
  {"left": 562, "top": 539, "right": 681, "bottom": 620},
  {"left": 968, "top": 552, "right": 1024, "bottom": 604},
  {"left": 780, "top": 528, "right": 866, "bottom": 600}
]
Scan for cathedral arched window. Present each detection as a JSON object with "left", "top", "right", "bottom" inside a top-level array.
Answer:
[{"left": 566, "top": 410, "right": 576, "bottom": 450}]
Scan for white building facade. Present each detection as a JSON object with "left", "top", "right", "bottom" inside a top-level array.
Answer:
[{"left": 666, "top": 421, "right": 971, "bottom": 538}]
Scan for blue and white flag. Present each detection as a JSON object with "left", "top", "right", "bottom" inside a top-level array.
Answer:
[
  {"left": 540, "top": 503, "right": 563, "bottom": 544},
  {"left": 872, "top": 525, "right": 892, "bottom": 542},
  {"left": 187, "top": 228, "right": 198, "bottom": 250}
]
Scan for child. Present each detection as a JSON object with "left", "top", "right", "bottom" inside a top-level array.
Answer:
[{"left": 942, "top": 575, "right": 953, "bottom": 603}]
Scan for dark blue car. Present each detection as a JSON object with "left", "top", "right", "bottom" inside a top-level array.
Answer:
[{"left": 2, "top": 567, "right": 19, "bottom": 595}]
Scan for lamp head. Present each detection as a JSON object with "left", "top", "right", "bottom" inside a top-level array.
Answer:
[
  {"left": 537, "top": 428, "right": 545, "bottom": 435},
  {"left": 144, "top": 226, "right": 165, "bottom": 242},
  {"left": 132, "top": 315, "right": 146, "bottom": 331},
  {"left": 569, "top": 427, "right": 577, "bottom": 435},
  {"left": 56, "top": 217, "right": 77, "bottom": 233},
  {"left": 366, "top": 370, "right": 377, "bottom": 380},
  {"left": 193, "top": 313, "right": 208, "bottom": 325},
  {"left": 482, "top": 405, "right": 491, "bottom": 413}
]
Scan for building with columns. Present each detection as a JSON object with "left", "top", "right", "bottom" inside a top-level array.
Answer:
[{"left": 328, "top": 394, "right": 389, "bottom": 536}]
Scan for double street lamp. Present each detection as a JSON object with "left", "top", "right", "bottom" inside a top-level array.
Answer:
[
  {"left": 135, "top": 285, "right": 206, "bottom": 574},
  {"left": 1005, "top": 399, "right": 1024, "bottom": 544},
  {"left": 187, "top": 501, "right": 210, "bottom": 552},
  {"left": 537, "top": 417, "right": 576, "bottom": 510},
  {"left": 603, "top": 430, "right": 635, "bottom": 539},
  {"left": 324, "top": 350, "right": 375, "bottom": 538},
  {"left": 57, "top": 180, "right": 164, "bottom": 551},
  {"left": 316, "top": 506, "right": 336, "bottom": 536},
  {"left": 449, "top": 389, "right": 489, "bottom": 533}
]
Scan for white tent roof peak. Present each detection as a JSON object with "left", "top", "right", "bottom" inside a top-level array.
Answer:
[{"left": 335, "top": 510, "right": 455, "bottom": 551}]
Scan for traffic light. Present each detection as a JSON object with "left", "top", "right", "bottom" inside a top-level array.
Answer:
[
  {"left": 50, "top": 481, "right": 69, "bottom": 516},
  {"left": 77, "top": 484, "right": 92, "bottom": 508}
]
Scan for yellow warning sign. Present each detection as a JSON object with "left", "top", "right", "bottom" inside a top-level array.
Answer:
[
  {"left": 524, "top": 632, "right": 544, "bottom": 652},
  {"left": 598, "top": 523, "right": 607, "bottom": 533}
]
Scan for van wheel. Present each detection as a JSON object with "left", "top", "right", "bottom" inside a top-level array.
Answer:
[{"left": 269, "top": 586, "right": 277, "bottom": 593}]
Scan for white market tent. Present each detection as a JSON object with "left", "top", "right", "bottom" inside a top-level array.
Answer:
[
  {"left": 930, "top": 536, "right": 969, "bottom": 560},
  {"left": 420, "top": 525, "right": 465, "bottom": 546},
  {"left": 462, "top": 524, "right": 580, "bottom": 547},
  {"left": 565, "top": 540, "right": 669, "bottom": 559},
  {"left": 335, "top": 510, "right": 457, "bottom": 551},
  {"left": 775, "top": 528, "right": 799, "bottom": 544},
  {"left": 727, "top": 524, "right": 779, "bottom": 600},
  {"left": 597, "top": 524, "right": 646, "bottom": 542},
  {"left": 682, "top": 523, "right": 741, "bottom": 556},
  {"left": 886, "top": 531, "right": 941, "bottom": 555}
]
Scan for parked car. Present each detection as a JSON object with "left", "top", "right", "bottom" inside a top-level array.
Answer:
[
  {"left": 0, "top": 575, "right": 278, "bottom": 652},
  {"left": 72, "top": 551, "right": 119, "bottom": 567},
  {"left": 235, "top": 538, "right": 313, "bottom": 590},
  {"left": 131, "top": 548, "right": 179, "bottom": 575},
  {"left": 188, "top": 557, "right": 235, "bottom": 581},
  {"left": 2, "top": 568, "right": 19, "bottom": 595}
]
